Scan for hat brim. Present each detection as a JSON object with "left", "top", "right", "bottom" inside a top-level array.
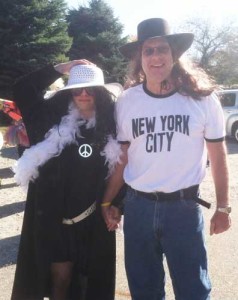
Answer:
[
  {"left": 119, "top": 33, "right": 194, "bottom": 59},
  {"left": 104, "top": 83, "right": 123, "bottom": 98},
  {"left": 46, "top": 82, "right": 123, "bottom": 99}
]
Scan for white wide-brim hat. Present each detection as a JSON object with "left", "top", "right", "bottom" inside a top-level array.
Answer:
[{"left": 53, "top": 64, "right": 123, "bottom": 99}]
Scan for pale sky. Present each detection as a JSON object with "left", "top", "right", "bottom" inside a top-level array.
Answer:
[{"left": 66, "top": 0, "right": 238, "bottom": 36}]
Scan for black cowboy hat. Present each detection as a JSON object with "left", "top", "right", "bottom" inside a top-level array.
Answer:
[{"left": 119, "top": 18, "right": 194, "bottom": 59}]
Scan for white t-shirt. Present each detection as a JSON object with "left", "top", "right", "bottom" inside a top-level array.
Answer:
[{"left": 116, "top": 84, "right": 225, "bottom": 193}]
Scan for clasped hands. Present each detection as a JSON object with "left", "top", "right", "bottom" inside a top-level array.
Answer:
[{"left": 101, "top": 205, "right": 122, "bottom": 231}]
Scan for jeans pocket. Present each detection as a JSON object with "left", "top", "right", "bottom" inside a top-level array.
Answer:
[{"left": 180, "top": 198, "right": 200, "bottom": 210}]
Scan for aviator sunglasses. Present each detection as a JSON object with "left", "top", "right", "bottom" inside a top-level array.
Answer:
[
  {"left": 71, "top": 87, "right": 95, "bottom": 96},
  {"left": 142, "top": 45, "right": 170, "bottom": 57}
]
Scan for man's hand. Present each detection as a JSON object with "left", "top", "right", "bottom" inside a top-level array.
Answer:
[
  {"left": 210, "top": 210, "right": 231, "bottom": 235},
  {"left": 102, "top": 205, "right": 122, "bottom": 232}
]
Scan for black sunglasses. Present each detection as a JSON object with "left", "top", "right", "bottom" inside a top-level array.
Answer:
[
  {"left": 142, "top": 45, "right": 170, "bottom": 57},
  {"left": 71, "top": 87, "right": 95, "bottom": 96}
]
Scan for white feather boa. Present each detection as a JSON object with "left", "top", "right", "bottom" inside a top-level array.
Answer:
[
  {"left": 100, "top": 135, "right": 122, "bottom": 177},
  {"left": 13, "top": 102, "right": 122, "bottom": 189}
]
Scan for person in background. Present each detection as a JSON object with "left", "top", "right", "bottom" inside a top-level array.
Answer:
[
  {"left": 102, "top": 18, "right": 231, "bottom": 300},
  {"left": 0, "top": 99, "right": 29, "bottom": 157},
  {"left": 11, "top": 60, "right": 123, "bottom": 300}
]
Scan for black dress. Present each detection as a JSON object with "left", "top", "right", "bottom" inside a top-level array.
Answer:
[{"left": 11, "top": 65, "right": 116, "bottom": 300}]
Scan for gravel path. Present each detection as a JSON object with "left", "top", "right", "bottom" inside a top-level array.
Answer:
[{"left": 0, "top": 139, "right": 238, "bottom": 300}]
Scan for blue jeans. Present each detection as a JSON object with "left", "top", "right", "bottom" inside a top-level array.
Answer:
[{"left": 123, "top": 188, "right": 211, "bottom": 300}]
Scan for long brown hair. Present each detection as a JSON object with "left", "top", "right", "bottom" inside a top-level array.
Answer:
[{"left": 124, "top": 42, "right": 219, "bottom": 100}]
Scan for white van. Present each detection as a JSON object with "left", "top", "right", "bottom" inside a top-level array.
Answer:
[{"left": 219, "top": 89, "right": 238, "bottom": 142}]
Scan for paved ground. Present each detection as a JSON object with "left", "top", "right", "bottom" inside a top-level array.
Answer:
[{"left": 0, "top": 138, "right": 238, "bottom": 300}]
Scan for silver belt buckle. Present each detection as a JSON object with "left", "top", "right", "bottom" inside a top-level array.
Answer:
[
  {"left": 62, "top": 218, "right": 74, "bottom": 225},
  {"left": 63, "top": 219, "right": 74, "bottom": 225}
]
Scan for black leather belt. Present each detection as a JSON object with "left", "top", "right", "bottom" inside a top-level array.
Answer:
[{"left": 131, "top": 185, "right": 211, "bottom": 209}]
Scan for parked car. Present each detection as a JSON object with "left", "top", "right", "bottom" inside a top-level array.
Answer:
[{"left": 219, "top": 89, "right": 238, "bottom": 143}]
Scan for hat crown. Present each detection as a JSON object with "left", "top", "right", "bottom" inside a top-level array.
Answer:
[
  {"left": 47, "top": 64, "right": 123, "bottom": 99},
  {"left": 119, "top": 18, "right": 194, "bottom": 59},
  {"left": 68, "top": 65, "right": 104, "bottom": 86},
  {"left": 137, "top": 18, "right": 171, "bottom": 41}
]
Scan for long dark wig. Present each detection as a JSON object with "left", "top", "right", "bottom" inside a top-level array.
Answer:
[
  {"left": 92, "top": 86, "right": 117, "bottom": 146},
  {"left": 124, "top": 41, "right": 219, "bottom": 100}
]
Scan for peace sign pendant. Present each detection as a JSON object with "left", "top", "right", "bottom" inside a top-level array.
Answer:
[{"left": 78, "top": 144, "right": 93, "bottom": 158}]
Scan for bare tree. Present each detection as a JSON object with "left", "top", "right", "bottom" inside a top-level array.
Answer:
[
  {"left": 212, "top": 34, "right": 238, "bottom": 87},
  {"left": 179, "top": 18, "right": 238, "bottom": 87}
]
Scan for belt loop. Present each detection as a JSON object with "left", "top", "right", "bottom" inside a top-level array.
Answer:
[
  {"left": 131, "top": 187, "right": 136, "bottom": 196},
  {"left": 154, "top": 192, "right": 159, "bottom": 201},
  {"left": 180, "top": 189, "right": 184, "bottom": 200}
]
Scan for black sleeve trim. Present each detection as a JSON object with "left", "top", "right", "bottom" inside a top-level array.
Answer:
[
  {"left": 205, "top": 137, "right": 225, "bottom": 142},
  {"left": 118, "top": 140, "right": 130, "bottom": 145}
]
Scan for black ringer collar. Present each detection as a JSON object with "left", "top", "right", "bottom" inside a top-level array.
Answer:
[{"left": 143, "top": 82, "right": 178, "bottom": 98}]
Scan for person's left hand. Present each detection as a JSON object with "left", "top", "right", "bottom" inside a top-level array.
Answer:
[{"left": 210, "top": 211, "right": 231, "bottom": 235}]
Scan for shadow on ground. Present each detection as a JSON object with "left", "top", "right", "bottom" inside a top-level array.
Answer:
[
  {"left": 0, "top": 147, "right": 18, "bottom": 160},
  {"left": 0, "top": 167, "right": 14, "bottom": 179},
  {"left": 0, "top": 201, "right": 25, "bottom": 218},
  {"left": 0, "top": 183, "right": 18, "bottom": 190},
  {"left": 0, "top": 235, "right": 20, "bottom": 267},
  {"left": 226, "top": 138, "right": 238, "bottom": 155}
]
